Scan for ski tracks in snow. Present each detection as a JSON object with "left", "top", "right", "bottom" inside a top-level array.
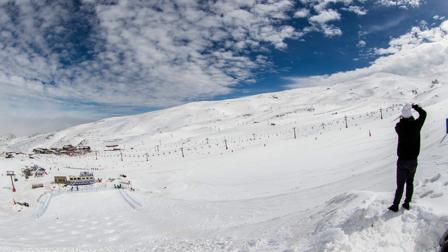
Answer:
[
  {"left": 34, "top": 192, "right": 52, "bottom": 218},
  {"left": 118, "top": 189, "right": 143, "bottom": 210}
]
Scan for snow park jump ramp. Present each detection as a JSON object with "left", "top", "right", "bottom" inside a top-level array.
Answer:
[
  {"left": 0, "top": 189, "right": 147, "bottom": 251},
  {"left": 35, "top": 188, "right": 142, "bottom": 218}
]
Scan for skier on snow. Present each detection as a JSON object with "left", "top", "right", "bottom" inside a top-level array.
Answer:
[{"left": 388, "top": 103, "right": 426, "bottom": 212}]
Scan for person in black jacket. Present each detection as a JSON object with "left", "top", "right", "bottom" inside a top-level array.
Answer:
[{"left": 389, "top": 103, "right": 426, "bottom": 212}]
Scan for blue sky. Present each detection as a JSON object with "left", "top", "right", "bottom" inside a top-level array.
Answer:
[
  {"left": 221, "top": 0, "right": 448, "bottom": 98},
  {"left": 0, "top": 0, "right": 447, "bottom": 135}
]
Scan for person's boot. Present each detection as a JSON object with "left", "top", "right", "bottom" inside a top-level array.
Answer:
[
  {"left": 402, "top": 202, "right": 410, "bottom": 210},
  {"left": 388, "top": 204, "right": 399, "bottom": 212}
]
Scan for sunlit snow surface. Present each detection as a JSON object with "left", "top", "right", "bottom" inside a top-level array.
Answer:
[{"left": 1, "top": 67, "right": 448, "bottom": 250}]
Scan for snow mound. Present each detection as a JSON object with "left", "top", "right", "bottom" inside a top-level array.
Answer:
[{"left": 307, "top": 187, "right": 448, "bottom": 252}]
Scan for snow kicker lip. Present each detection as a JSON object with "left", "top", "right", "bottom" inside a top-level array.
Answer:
[
  {"left": 33, "top": 186, "right": 142, "bottom": 218},
  {"left": 34, "top": 192, "right": 52, "bottom": 218},
  {"left": 118, "top": 189, "right": 143, "bottom": 210}
]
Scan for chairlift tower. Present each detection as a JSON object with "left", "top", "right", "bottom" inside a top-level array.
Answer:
[{"left": 6, "top": 171, "right": 16, "bottom": 192}]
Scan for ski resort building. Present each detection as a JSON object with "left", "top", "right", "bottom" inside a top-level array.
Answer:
[
  {"left": 54, "top": 176, "right": 67, "bottom": 184},
  {"left": 67, "top": 172, "right": 95, "bottom": 186},
  {"left": 32, "top": 145, "right": 91, "bottom": 156}
]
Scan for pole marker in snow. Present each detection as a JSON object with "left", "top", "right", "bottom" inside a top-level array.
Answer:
[{"left": 441, "top": 118, "right": 448, "bottom": 143}]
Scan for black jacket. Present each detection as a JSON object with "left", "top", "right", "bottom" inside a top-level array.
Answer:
[{"left": 395, "top": 106, "right": 426, "bottom": 160}]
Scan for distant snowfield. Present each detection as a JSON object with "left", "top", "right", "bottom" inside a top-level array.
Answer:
[{"left": 1, "top": 41, "right": 448, "bottom": 251}]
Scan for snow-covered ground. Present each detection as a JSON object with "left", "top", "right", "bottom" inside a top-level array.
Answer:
[{"left": 1, "top": 40, "right": 448, "bottom": 251}]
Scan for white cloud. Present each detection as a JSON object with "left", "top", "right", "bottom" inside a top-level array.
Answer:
[
  {"left": 375, "top": 20, "right": 448, "bottom": 55},
  {"left": 294, "top": 8, "right": 310, "bottom": 18},
  {"left": 322, "top": 24, "right": 343, "bottom": 37},
  {"left": 342, "top": 5, "right": 367, "bottom": 15},
  {"left": 309, "top": 9, "right": 341, "bottom": 24},
  {"left": 0, "top": 0, "right": 301, "bottom": 109},
  {"left": 376, "top": 0, "right": 422, "bottom": 8},
  {"left": 287, "top": 20, "right": 448, "bottom": 89},
  {"left": 357, "top": 40, "right": 367, "bottom": 48},
  {"left": 299, "top": 0, "right": 371, "bottom": 36},
  {"left": 360, "top": 15, "right": 407, "bottom": 36}
]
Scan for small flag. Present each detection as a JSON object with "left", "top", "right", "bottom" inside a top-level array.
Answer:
[{"left": 446, "top": 118, "right": 448, "bottom": 134}]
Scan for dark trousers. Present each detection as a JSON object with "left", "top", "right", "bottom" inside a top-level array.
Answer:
[{"left": 393, "top": 159, "right": 418, "bottom": 206}]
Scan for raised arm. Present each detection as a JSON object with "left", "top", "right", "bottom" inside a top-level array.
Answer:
[{"left": 412, "top": 104, "right": 426, "bottom": 129}]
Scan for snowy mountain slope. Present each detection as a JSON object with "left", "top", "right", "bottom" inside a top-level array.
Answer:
[{"left": 4, "top": 69, "right": 445, "bottom": 154}]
